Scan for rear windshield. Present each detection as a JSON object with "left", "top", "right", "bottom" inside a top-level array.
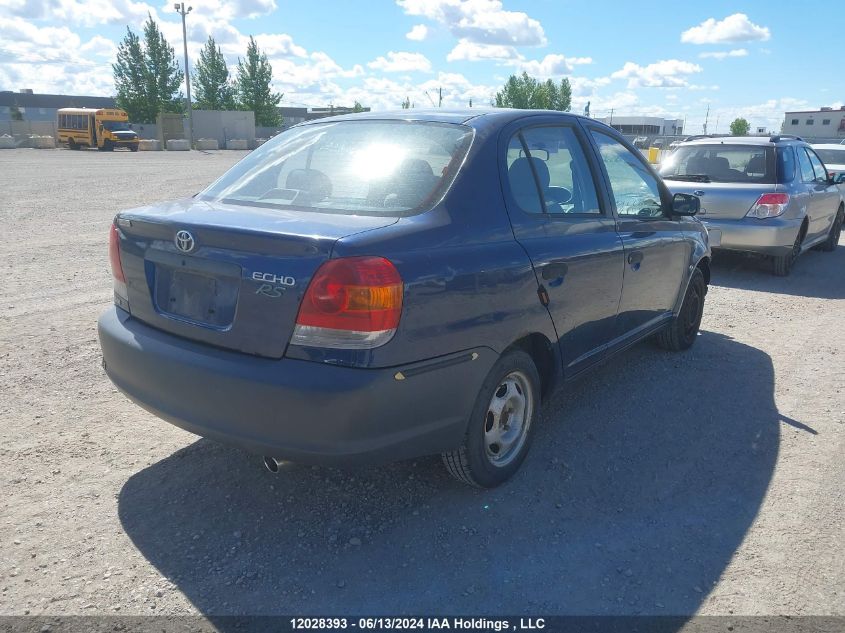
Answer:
[
  {"left": 660, "top": 144, "right": 774, "bottom": 183},
  {"left": 814, "top": 148, "right": 845, "bottom": 166},
  {"left": 199, "top": 120, "right": 474, "bottom": 216}
]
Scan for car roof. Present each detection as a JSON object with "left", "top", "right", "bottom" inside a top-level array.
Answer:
[
  {"left": 678, "top": 135, "right": 790, "bottom": 147},
  {"left": 811, "top": 143, "right": 845, "bottom": 150},
  {"left": 299, "top": 108, "right": 617, "bottom": 132}
]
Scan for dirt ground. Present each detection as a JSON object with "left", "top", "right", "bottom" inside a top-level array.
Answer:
[{"left": 0, "top": 148, "right": 843, "bottom": 620}]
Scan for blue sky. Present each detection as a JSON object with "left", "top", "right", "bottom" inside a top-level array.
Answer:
[{"left": 0, "top": 0, "right": 840, "bottom": 131}]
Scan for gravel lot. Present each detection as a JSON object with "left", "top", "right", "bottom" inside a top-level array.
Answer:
[{"left": 0, "top": 148, "right": 843, "bottom": 620}]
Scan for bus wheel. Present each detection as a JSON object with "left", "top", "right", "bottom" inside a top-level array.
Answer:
[
  {"left": 99, "top": 141, "right": 112, "bottom": 152},
  {"left": 68, "top": 139, "right": 78, "bottom": 150}
]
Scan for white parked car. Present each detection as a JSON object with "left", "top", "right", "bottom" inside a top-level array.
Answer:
[{"left": 812, "top": 144, "right": 845, "bottom": 183}]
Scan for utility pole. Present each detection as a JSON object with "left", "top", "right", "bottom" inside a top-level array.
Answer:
[
  {"left": 714, "top": 115, "right": 720, "bottom": 135},
  {"left": 438, "top": 86, "right": 442, "bottom": 108},
  {"left": 609, "top": 108, "right": 614, "bottom": 126},
  {"left": 174, "top": 2, "right": 193, "bottom": 148},
  {"left": 703, "top": 104, "right": 710, "bottom": 135}
]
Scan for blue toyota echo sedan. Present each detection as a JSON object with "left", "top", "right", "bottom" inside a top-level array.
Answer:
[{"left": 98, "top": 109, "right": 710, "bottom": 487}]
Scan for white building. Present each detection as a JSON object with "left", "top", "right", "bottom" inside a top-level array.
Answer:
[
  {"left": 781, "top": 107, "right": 845, "bottom": 139},
  {"left": 595, "top": 115, "right": 684, "bottom": 137}
]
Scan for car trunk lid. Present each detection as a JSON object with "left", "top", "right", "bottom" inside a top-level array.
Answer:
[
  {"left": 662, "top": 181, "right": 782, "bottom": 220},
  {"left": 115, "top": 197, "right": 398, "bottom": 358}
]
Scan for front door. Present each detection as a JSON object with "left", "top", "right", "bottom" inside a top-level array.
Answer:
[
  {"left": 501, "top": 119, "right": 624, "bottom": 376},
  {"left": 585, "top": 126, "right": 692, "bottom": 343}
]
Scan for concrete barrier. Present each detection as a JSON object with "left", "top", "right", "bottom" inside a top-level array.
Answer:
[
  {"left": 195, "top": 138, "right": 219, "bottom": 150},
  {"left": 226, "top": 139, "right": 248, "bottom": 150},
  {"left": 250, "top": 138, "right": 268, "bottom": 149},
  {"left": 30, "top": 136, "right": 56, "bottom": 149},
  {"left": 166, "top": 139, "right": 190, "bottom": 151},
  {"left": 0, "top": 135, "right": 15, "bottom": 149},
  {"left": 138, "top": 139, "right": 162, "bottom": 151}
]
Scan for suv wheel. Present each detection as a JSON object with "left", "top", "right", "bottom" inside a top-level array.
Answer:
[
  {"left": 655, "top": 268, "right": 706, "bottom": 351},
  {"left": 819, "top": 206, "right": 843, "bottom": 252},
  {"left": 442, "top": 350, "right": 539, "bottom": 488},
  {"left": 772, "top": 231, "right": 803, "bottom": 276}
]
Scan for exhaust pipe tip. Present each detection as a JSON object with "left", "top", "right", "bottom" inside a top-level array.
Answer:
[{"left": 263, "top": 456, "right": 281, "bottom": 473}]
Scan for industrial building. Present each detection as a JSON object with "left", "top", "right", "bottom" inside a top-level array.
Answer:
[
  {"left": 595, "top": 115, "right": 684, "bottom": 137},
  {"left": 781, "top": 106, "right": 845, "bottom": 140},
  {"left": 0, "top": 89, "right": 117, "bottom": 122}
]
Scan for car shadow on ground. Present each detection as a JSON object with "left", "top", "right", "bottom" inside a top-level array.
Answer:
[
  {"left": 118, "top": 331, "right": 781, "bottom": 625},
  {"left": 709, "top": 242, "right": 845, "bottom": 299}
]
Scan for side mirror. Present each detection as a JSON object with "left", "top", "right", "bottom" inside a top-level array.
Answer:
[
  {"left": 671, "top": 192, "right": 700, "bottom": 216},
  {"left": 836, "top": 174, "right": 845, "bottom": 184}
]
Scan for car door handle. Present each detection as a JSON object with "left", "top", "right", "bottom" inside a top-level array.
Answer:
[
  {"left": 627, "top": 251, "right": 644, "bottom": 265},
  {"left": 541, "top": 262, "right": 568, "bottom": 280}
]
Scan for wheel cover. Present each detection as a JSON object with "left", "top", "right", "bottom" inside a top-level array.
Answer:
[{"left": 483, "top": 370, "right": 533, "bottom": 467}]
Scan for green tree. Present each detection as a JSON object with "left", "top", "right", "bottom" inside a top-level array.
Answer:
[
  {"left": 193, "top": 36, "right": 235, "bottom": 110},
  {"left": 143, "top": 15, "right": 184, "bottom": 117},
  {"left": 10, "top": 104, "right": 23, "bottom": 121},
  {"left": 730, "top": 117, "right": 750, "bottom": 136},
  {"left": 113, "top": 27, "right": 150, "bottom": 122},
  {"left": 112, "top": 15, "right": 183, "bottom": 123},
  {"left": 235, "top": 36, "right": 282, "bottom": 126},
  {"left": 494, "top": 72, "right": 571, "bottom": 111},
  {"left": 401, "top": 96, "right": 411, "bottom": 109},
  {"left": 352, "top": 101, "right": 365, "bottom": 113}
]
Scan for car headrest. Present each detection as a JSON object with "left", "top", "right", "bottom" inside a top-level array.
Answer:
[
  {"left": 285, "top": 168, "right": 331, "bottom": 202},
  {"left": 509, "top": 156, "right": 550, "bottom": 190}
]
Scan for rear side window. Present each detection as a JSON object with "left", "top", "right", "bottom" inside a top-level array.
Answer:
[
  {"left": 660, "top": 145, "right": 774, "bottom": 183},
  {"left": 805, "top": 149, "right": 828, "bottom": 182},
  {"left": 797, "top": 148, "right": 816, "bottom": 183},
  {"left": 505, "top": 126, "right": 600, "bottom": 215},
  {"left": 777, "top": 147, "right": 795, "bottom": 183},
  {"left": 815, "top": 148, "right": 845, "bottom": 165},
  {"left": 200, "top": 120, "right": 474, "bottom": 216}
]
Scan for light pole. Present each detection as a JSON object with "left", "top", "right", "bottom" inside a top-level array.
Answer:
[{"left": 174, "top": 2, "right": 193, "bottom": 148}]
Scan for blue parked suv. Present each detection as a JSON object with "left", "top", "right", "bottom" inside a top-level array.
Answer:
[{"left": 98, "top": 109, "right": 710, "bottom": 487}]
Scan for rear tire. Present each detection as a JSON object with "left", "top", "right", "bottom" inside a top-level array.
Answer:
[
  {"left": 772, "top": 229, "right": 803, "bottom": 276},
  {"left": 129, "top": 144, "right": 139, "bottom": 152},
  {"left": 442, "top": 350, "right": 540, "bottom": 488},
  {"left": 819, "top": 207, "right": 843, "bottom": 252},
  {"left": 655, "top": 268, "right": 706, "bottom": 351}
]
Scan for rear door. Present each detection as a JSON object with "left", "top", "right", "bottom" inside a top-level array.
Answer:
[
  {"left": 500, "top": 117, "right": 624, "bottom": 375},
  {"left": 802, "top": 146, "right": 840, "bottom": 240},
  {"left": 584, "top": 126, "right": 691, "bottom": 342}
]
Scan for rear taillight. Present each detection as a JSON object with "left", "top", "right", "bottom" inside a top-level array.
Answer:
[
  {"left": 746, "top": 193, "right": 789, "bottom": 219},
  {"left": 291, "top": 257, "right": 403, "bottom": 349},
  {"left": 109, "top": 222, "right": 129, "bottom": 308}
]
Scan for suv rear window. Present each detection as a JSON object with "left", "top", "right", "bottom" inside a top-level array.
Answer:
[
  {"left": 815, "top": 148, "right": 845, "bottom": 166},
  {"left": 200, "top": 120, "right": 474, "bottom": 216},
  {"left": 660, "top": 144, "right": 774, "bottom": 184}
]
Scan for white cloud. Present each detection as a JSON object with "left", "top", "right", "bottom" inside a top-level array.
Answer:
[
  {"left": 446, "top": 39, "right": 519, "bottom": 62},
  {"left": 396, "top": 0, "right": 546, "bottom": 46},
  {"left": 699, "top": 48, "right": 748, "bottom": 60},
  {"left": 368, "top": 51, "right": 432, "bottom": 73},
  {"left": 611, "top": 59, "right": 702, "bottom": 88},
  {"left": 405, "top": 24, "right": 428, "bottom": 40},
  {"left": 681, "top": 13, "right": 770, "bottom": 44},
  {"left": 517, "top": 54, "right": 592, "bottom": 78}
]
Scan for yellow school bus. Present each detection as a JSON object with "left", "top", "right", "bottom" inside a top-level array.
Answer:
[{"left": 57, "top": 108, "right": 140, "bottom": 151}]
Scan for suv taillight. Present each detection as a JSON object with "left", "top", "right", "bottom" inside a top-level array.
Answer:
[
  {"left": 746, "top": 193, "right": 789, "bottom": 219},
  {"left": 109, "top": 222, "right": 129, "bottom": 308},
  {"left": 291, "top": 257, "right": 403, "bottom": 349}
]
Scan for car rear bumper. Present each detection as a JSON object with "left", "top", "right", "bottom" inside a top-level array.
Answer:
[
  {"left": 701, "top": 217, "right": 802, "bottom": 256},
  {"left": 98, "top": 306, "right": 494, "bottom": 465}
]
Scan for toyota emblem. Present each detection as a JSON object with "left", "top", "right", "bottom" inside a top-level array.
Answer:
[{"left": 175, "top": 230, "right": 195, "bottom": 253}]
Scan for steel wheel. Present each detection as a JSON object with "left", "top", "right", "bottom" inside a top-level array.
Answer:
[{"left": 483, "top": 370, "right": 533, "bottom": 467}]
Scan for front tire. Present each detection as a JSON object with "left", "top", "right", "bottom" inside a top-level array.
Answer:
[
  {"left": 655, "top": 268, "right": 706, "bottom": 351},
  {"left": 819, "top": 207, "right": 843, "bottom": 252},
  {"left": 442, "top": 350, "right": 540, "bottom": 488}
]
